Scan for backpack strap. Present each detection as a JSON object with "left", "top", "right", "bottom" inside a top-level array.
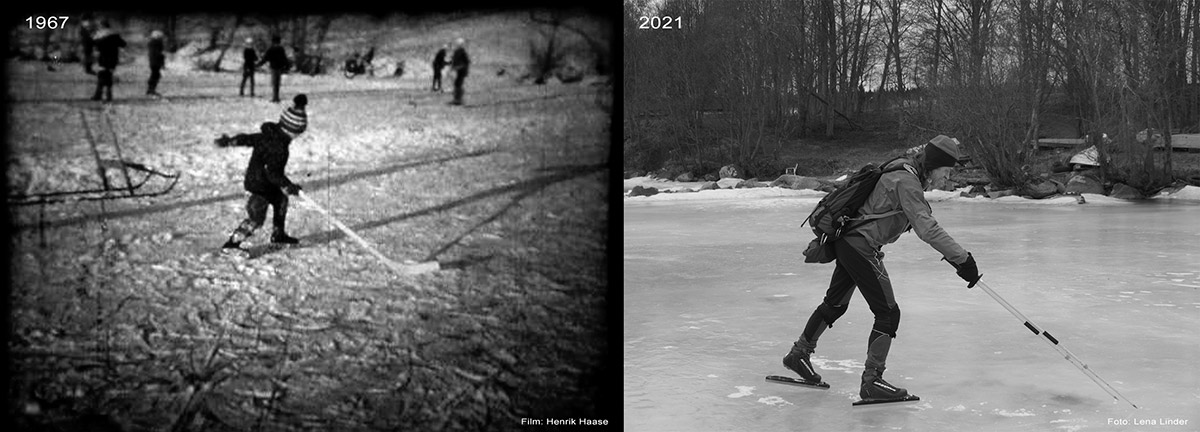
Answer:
[{"left": 839, "top": 161, "right": 917, "bottom": 235}]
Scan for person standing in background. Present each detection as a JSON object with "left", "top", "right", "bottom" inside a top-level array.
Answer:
[
  {"left": 431, "top": 43, "right": 448, "bottom": 92},
  {"left": 449, "top": 38, "right": 469, "bottom": 105},
  {"left": 257, "top": 35, "right": 290, "bottom": 103},
  {"left": 146, "top": 30, "right": 165, "bottom": 97},
  {"left": 91, "top": 20, "right": 126, "bottom": 102},
  {"left": 79, "top": 15, "right": 96, "bottom": 75},
  {"left": 240, "top": 38, "right": 258, "bottom": 97}
]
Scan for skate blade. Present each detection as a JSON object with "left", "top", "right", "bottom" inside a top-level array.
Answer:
[
  {"left": 765, "top": 375, "right": 830, "bottom": 390},
  {"left": 852, "top": 394, "right": 921, "bottom": 407}
]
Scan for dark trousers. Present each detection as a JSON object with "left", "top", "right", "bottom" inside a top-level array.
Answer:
[
  {"left": 240, "top": 70, "right": 255, "bottom": 96},
  {"left": 452, "top": 71, "right": 467, "bottom": 104},
  {"left": 83, "top": 50, "right": 94, "bottom": 74},
  {"left": 92, "top": 68, "right": 114, "bottom": 101},
  {"left": 228, "top": 191, "right": 288, "bottom": 243},
  {"left": 800, "top": 235, "right": 901, "bottom": 369},
  {"left": 432, "top": 67, "right": 442, "bottom": 91},
  {"left": 270, "top": 69, "right": 282, "bottom": 102},
  {"left": 147, "top": 67, "right": 161, "bottom": 94}
]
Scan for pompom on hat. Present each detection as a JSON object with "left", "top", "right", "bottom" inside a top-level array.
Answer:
[{"left": 278, "top": 94, "right": 308, "bottom": 137}]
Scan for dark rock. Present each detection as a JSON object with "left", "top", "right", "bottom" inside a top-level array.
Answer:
[
  {"left": 736, "top": 179, "right": 768, "bottom": 189},
  {"left": 1109, "top": 183, "right": 1143, "bottom": 199},
  {"left": 698, "top": 181, "right": 719, "bottom": 191},
  {"left": 770, "top": 174, "right": 823, "bottom": 190},
  {"left": 628, "top": 186, "right": 659, "bottom": 197},
  {"left": 1065, "top": 174, "right": 1104, "bottom": 195},
  {"left": 1023, "top": 179, "right": 1059, "bottom": 199},
  {"left": 719, "top": 164, "right": 743, "bottom": 179},
  {"left": 675, "top": 172, "right": 694, "bottom": 182},
  {"left": 703, "top": 173, "right": 719, "bottom": 182},
  {"left": 987, "top": 189, "right": 1016, "bottom": 199}
]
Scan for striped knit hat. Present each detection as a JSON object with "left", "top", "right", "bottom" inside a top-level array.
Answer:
[{"left": 278, "top": 94, "right": 308, "bottom": 137}]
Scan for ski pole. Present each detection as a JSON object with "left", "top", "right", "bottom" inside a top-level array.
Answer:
[
  {"left": 973, "top": 278, "right": 1138, "bottom": 409},
  {"left": 298, "top": 190, "right": 440, "bottom": 275}
]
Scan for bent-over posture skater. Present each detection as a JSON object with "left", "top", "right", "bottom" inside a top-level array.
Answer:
[
  {"left": 217, "top": 94, "right": 309, "bottom": 251},
  {"left": 783, "top": 135, "right": 981, "bottom": 403}
]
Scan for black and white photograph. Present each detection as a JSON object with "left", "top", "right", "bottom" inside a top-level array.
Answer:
[
  {"left": 5, "top": 6, "right": 613, "bottom": 430},
  {"left": 624, "top": 0, "right": 1199, "bottom": 430}
]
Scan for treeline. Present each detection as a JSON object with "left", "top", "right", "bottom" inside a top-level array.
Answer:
[{"left": 625, "top": 0, "right": 1200, "bottom": 190}]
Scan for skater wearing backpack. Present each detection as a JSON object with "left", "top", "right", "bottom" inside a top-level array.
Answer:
[
  {"left": 216, "top": 94, "right": 309, "bottom": 252},
  {"left": 784, "top": 135, "right": 981, "bottom": 404}
]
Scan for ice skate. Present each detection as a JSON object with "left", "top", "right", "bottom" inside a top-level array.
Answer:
[
  {"left": 767, "top": 338, "right": 829, "bottom": 389},
  {"left": 782, "top": 344, "right": 823, "bottom": 384},
  {"left": 854, "top": 368, "right": 919, "bottom": 406}
]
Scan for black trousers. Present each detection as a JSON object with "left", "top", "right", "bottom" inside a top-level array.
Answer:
[
  {"left": 800, "top": 234, "right": 902, "bottom": 371},
  {"left": 83, "top": 49, "right": 94, "bottom": 74},
  {"left": 229, "top": 191, "right": 288, "bottom": 243},
  {"left": 240, "top": 69, "right": 255, "bottom": 96},
  {"left": 147, "top": 67, "right": 161, "bottom": 94},
  {"left": 270, "top": 69, "right": 282, "bottom": 101},
  {"left": 432, "top": 67, "right": 443, "bottom": 91},
  {"left": 93, "top": 68, "right": 114, "bottom": 100},
  {"left": 823, "top": 235, "right": 897, "bottom": 317},
  {"left": 453, "top": 71, "right": 467, "bottom": 103}
]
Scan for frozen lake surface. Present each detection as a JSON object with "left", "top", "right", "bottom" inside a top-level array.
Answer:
[{"left": 624, "top": 189, "right": 1199, "bottom": 431}]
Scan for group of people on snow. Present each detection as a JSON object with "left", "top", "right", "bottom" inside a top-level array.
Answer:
[
  {"left": 430, "top": 38, "right": 471, "bottom": 105},
  {"left": 74, "top": 17, "right": 473, "bottom": 106}
]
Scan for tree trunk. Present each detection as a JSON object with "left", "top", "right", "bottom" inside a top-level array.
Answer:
[
  {"left": 931, "top": 0, "right": 943, "bottom": 88},
  {"left": 824, "top": 0, "right": 837, "bottom": 138},
  {"left": 212, "top": 15, "right": 243, "bottom": 71},
  {"left": 164, "top": 15, "right": 179, "bottom": 52}
]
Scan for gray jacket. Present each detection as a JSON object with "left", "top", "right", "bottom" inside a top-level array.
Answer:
[{"left": 852, "top": 158, "right": 970, "bottom": 264}]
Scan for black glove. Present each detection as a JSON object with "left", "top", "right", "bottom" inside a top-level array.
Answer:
[
  {"left": 284, "top": 184, "right": 302, "bottom": 196},
  {"left": 945, "top": 253, "right": 981, "bottom": 287}
]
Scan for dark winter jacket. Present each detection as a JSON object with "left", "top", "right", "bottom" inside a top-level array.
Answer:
[
  {"left": 148, "top": 38, "right": 165, "bottom": 70},
  {"left": 432, "top": 48, "right": 447, "bottom": 69},
  {"left": 94, "top": 31, "right": 126, "bottom": 69},
  {"left": 853, "top": 157, "right": 969, "bottom": 264},
  {"left": 80, "top": 26, "right": 94, "bottom": 51},
  {"left": 235, "top": 122, "right": 297, "bottom": 195},
  {"left": 451, "top": 47, "right": 469, "bottom": 76},
  {"left": 259, "top": 45, "right": 290, "bottom": 71},
  {"left": 242, "top": 48, "right": 258, "bottom": 72}
]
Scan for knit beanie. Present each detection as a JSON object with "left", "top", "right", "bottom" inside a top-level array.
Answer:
[
  {"left": 278, "top": 95, "right": 308, "bottom": 137},
  {"left": 924, "top": 135, "right": 962, "bottom": 169}
]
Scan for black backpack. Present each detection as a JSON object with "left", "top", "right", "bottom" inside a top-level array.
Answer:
[{"left": 801, "top": 157, "right": 914, "bottom": 263}]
